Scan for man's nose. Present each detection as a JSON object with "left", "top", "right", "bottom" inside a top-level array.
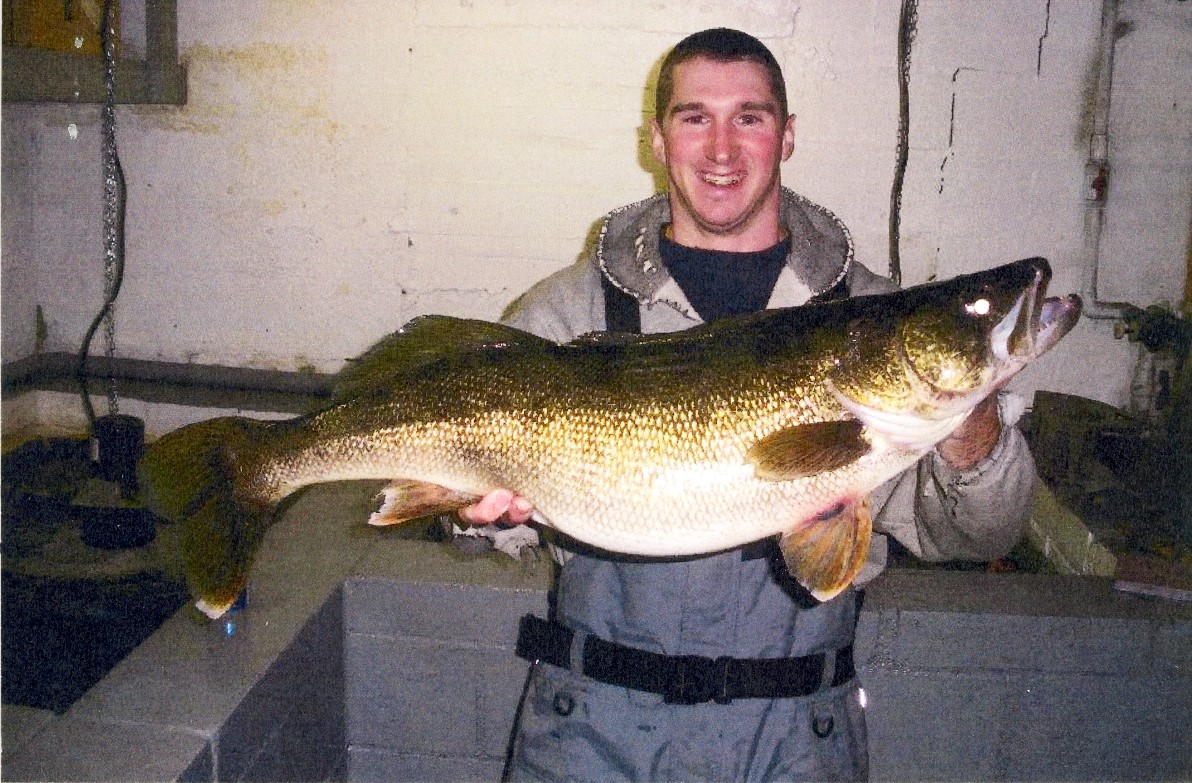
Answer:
[{"left": 707, "top": 121, "right": 735, "bottom": 162}]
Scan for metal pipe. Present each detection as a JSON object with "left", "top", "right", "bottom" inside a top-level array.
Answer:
[{"left": 1080, "top": 0, "right": 1131, "bottom": 320}]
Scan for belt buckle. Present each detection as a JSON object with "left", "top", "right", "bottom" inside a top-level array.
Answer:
[{"left": 667, "top": 655, "right": 733, "bottom": 705}]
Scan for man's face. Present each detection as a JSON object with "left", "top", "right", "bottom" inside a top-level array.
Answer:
[{"left": 651, "top": 56, "right": 795, "bottom": 252}]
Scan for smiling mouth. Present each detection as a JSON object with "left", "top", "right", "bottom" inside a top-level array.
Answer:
[{"left": 702, "top": 172, "right": 742, "bottom": 186}]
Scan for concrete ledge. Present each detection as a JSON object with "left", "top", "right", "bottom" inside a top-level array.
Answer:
[
  {"left": 1, "top": 353, "right": 332, "bottom": 415},
  {"left": 0, "top": 482, "right": 378, "bottom": 782},
  {"left": 1, "top": 357, "right": 331, "bottom": 444}
]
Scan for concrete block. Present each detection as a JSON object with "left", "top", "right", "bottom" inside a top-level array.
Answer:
[
  {"left": 1001, "top": 673, "right": 1192, "bottom": 780},
  {"left": 68, "top": 607, "right": 283, "bottom": 735},
  {"left": 353, "top": 536, "right": 553, "bottom": 588},
  {"left": 240, "top": 706, "right": 344, "bottom": 783},
  {"left": 217, "top": 693, "right": 283, "bottom": 782},
  {"left": 0, "top": 705, "right": 56, "bottom": 760},
  {"left": 347, "top": 745, "right": 503, "bottom": 783},
  {"left": 853, "top": 609, "right": 880, "bottom": 663},
  {"left": 477, "top": 656, "right": 534, "bottom": 759},
  {"left": 345, "top": 579, "right": 544, "bottom": 645},
  {"left": 346, "top": 633, "right": 480, "bottom": 755},
  {"left": 216, "top": 592, "right": 344, "bottom": 781},
  {"left": 890, "top": 611, "right": 1150, "bottom": 675},
  {"left": 863, "top": 668, "right": 1010, "bottom": 782},
  {"left": 178, "top": 743, "right": 215, "bottom": 783},
  {"left": 69, "top": 577, "right": 341, "bottom": 734},
  {"left": 216, "top": 671, "right": 343, "bottom": 781},
  {"left": 1154, "top": 621, "right": 1192, "bottom": 679}
]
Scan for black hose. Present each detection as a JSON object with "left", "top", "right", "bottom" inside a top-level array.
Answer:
[
  {"left": 888, "top": 0, "right": 918, "bottom": 287},
  {"left": 76, "top": 0, "right": 127, "bottom": 430}
]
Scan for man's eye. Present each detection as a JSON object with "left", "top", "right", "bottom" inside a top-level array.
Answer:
[
  {"left": 738, "top": 114, "right": 763, "bottom": 126},
  {"left": 680, "top": 114, "right": 707, "bottom": 125}
]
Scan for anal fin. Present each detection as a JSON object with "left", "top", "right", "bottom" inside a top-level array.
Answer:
[
  {"left": 779, "top": 496, "right": 872, "bottom": 602},
  {"left": 368, "top": 480, "right": 479, "bottom": 526}
]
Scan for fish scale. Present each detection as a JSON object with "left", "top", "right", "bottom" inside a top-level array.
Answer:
[{"left": 260, "top": 355, "right": 889, "bottom": 553}]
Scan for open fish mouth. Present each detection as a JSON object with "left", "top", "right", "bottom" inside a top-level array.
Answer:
[{"left": 993, "top": 259, "right": 1082, "bottom": 365}]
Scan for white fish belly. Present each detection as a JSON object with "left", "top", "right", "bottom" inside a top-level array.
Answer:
[{"left": 509, "top": 448, "right": 920, "bottom": 557}]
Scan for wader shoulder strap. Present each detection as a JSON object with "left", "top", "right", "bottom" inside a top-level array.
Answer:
[{"left": 601, "top": 274, "right": 641, "bottom": 334}]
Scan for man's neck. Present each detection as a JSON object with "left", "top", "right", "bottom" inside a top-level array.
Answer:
[
  {"left": 665, "top": 192, "right": 787, "bottom": 251},
  {"left": 665, "top": 220, "right": 787, "bottom": 253}
]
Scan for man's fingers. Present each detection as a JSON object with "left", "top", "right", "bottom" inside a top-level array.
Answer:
[
  {"left": 458, "top": 489, "right": 534, "bottom": 525},
  {"left": 506, "top": 496, "right": 535, "bottom": 524},
  {"left": 459, "top": 489, "right": 515, "bottom": 524}
]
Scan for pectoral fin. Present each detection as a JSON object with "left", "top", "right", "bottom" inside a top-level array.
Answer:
[
  {"left": 747, "top": 420, "right": 869, "bottom": 481},
  {"left": 368, "top": 480, "right": 479, "bottom": 526},
  {"left": 779, "top": 496, "right": 872, "bottom": 602}
]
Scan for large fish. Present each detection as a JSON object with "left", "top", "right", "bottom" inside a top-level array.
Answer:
[{"left": 140, "top": 257, "right": 1080, "bottom": 618}]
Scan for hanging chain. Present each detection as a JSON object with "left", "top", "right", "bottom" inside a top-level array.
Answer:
[{"left": 101, "top": 0, "right": 121, "bottom": 415}]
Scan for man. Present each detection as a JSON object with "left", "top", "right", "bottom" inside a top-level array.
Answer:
[{"left": 463, "top": 28, "right": 1035, "bottom": 782}]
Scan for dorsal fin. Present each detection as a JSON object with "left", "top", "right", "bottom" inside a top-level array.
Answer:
[
  {"left": 332, "top": 316, "right": 549, "bottom": 402},
  {"left": 746, "top": 420, "right": 870, "bottom": 481}
]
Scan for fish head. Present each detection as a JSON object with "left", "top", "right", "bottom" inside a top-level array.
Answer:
[
  {"left": 901, "top": 256, "right": 1082, "bottom": 405},
  {"left": 901, "top": 257, "right": 1081, "bottom": 401},
  {"left": 832, "top": 257, "right": 1081, "bottom": 429}
]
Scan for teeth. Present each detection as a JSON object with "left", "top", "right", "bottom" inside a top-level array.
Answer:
[{"left": 704, "top": 173, "right": 741, "bottom": 186}]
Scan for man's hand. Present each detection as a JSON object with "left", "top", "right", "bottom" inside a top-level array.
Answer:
[
  {"left": 936, "top": 393, "right": 1002, "bottom": 471},
  {"left": 458, "top": 489, "right": 535, "bottom": 525}
]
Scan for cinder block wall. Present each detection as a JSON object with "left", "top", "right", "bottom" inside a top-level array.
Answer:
[
  {"left": 343, "top": 562, "right": 1192, "bottom": 783},
  {"left": 857, "top": 574, "right": 1192, "bottom": 781},
  {"left": 343, "top": 539, "right": 554, "bottom": 782},
  {"left": 344, "top": 580, "right": 547, "bottom": 781}
]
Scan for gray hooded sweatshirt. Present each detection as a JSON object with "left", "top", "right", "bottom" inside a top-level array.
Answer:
[{"left": 500, "top": 190, "right": 1037, "bottom": 782}]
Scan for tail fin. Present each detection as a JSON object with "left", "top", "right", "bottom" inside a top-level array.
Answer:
[{"left": 139, "top": 417, "right": 276, "bottom": 618}]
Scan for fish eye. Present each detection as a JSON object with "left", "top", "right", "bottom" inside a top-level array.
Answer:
[{"left": 964, "top": 298, "right": 991, "bottom": 317}]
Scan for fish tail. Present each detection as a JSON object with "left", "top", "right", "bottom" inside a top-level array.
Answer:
[{"left": 139, "top": 416, "right": 278, "bottom": 618}]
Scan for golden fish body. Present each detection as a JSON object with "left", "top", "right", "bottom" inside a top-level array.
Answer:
[
  {"left": 263, "top": 338, "right": 891, "bottom": 555},
  {"left": 141, "top": 257, "right": 1081, "bottom": 617}
]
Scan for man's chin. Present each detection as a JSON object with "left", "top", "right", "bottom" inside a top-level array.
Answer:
[
  {"left": 668, "top": 185, "right": 781, "bottom": 246},
  {"left": 690, "top": 207, "right": 761, "bottom": 238}
]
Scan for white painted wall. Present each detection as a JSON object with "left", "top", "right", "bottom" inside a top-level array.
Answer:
[{"left": 3, "top": 0, "right": 1189, "bottom": 410}]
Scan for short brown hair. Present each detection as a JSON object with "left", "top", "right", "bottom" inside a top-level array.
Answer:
[{"left": 655, "top": 28, "right": 788, "bottom": 122}]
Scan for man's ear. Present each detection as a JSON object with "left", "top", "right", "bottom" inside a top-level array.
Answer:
[
  {"left": 782, "top": 114, "right": 796, "bottom": 161},
  {"left": 650, "top": 118, "right": 668, "bottom": 167}
]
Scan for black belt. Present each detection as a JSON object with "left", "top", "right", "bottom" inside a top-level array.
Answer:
[{"left": 515, "top": 614, "right": 855, "bottom": 705}]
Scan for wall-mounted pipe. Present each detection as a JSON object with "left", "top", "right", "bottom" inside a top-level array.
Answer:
[{"left": 1080, "top": 0, "right": 1131, "bottom": 320}]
